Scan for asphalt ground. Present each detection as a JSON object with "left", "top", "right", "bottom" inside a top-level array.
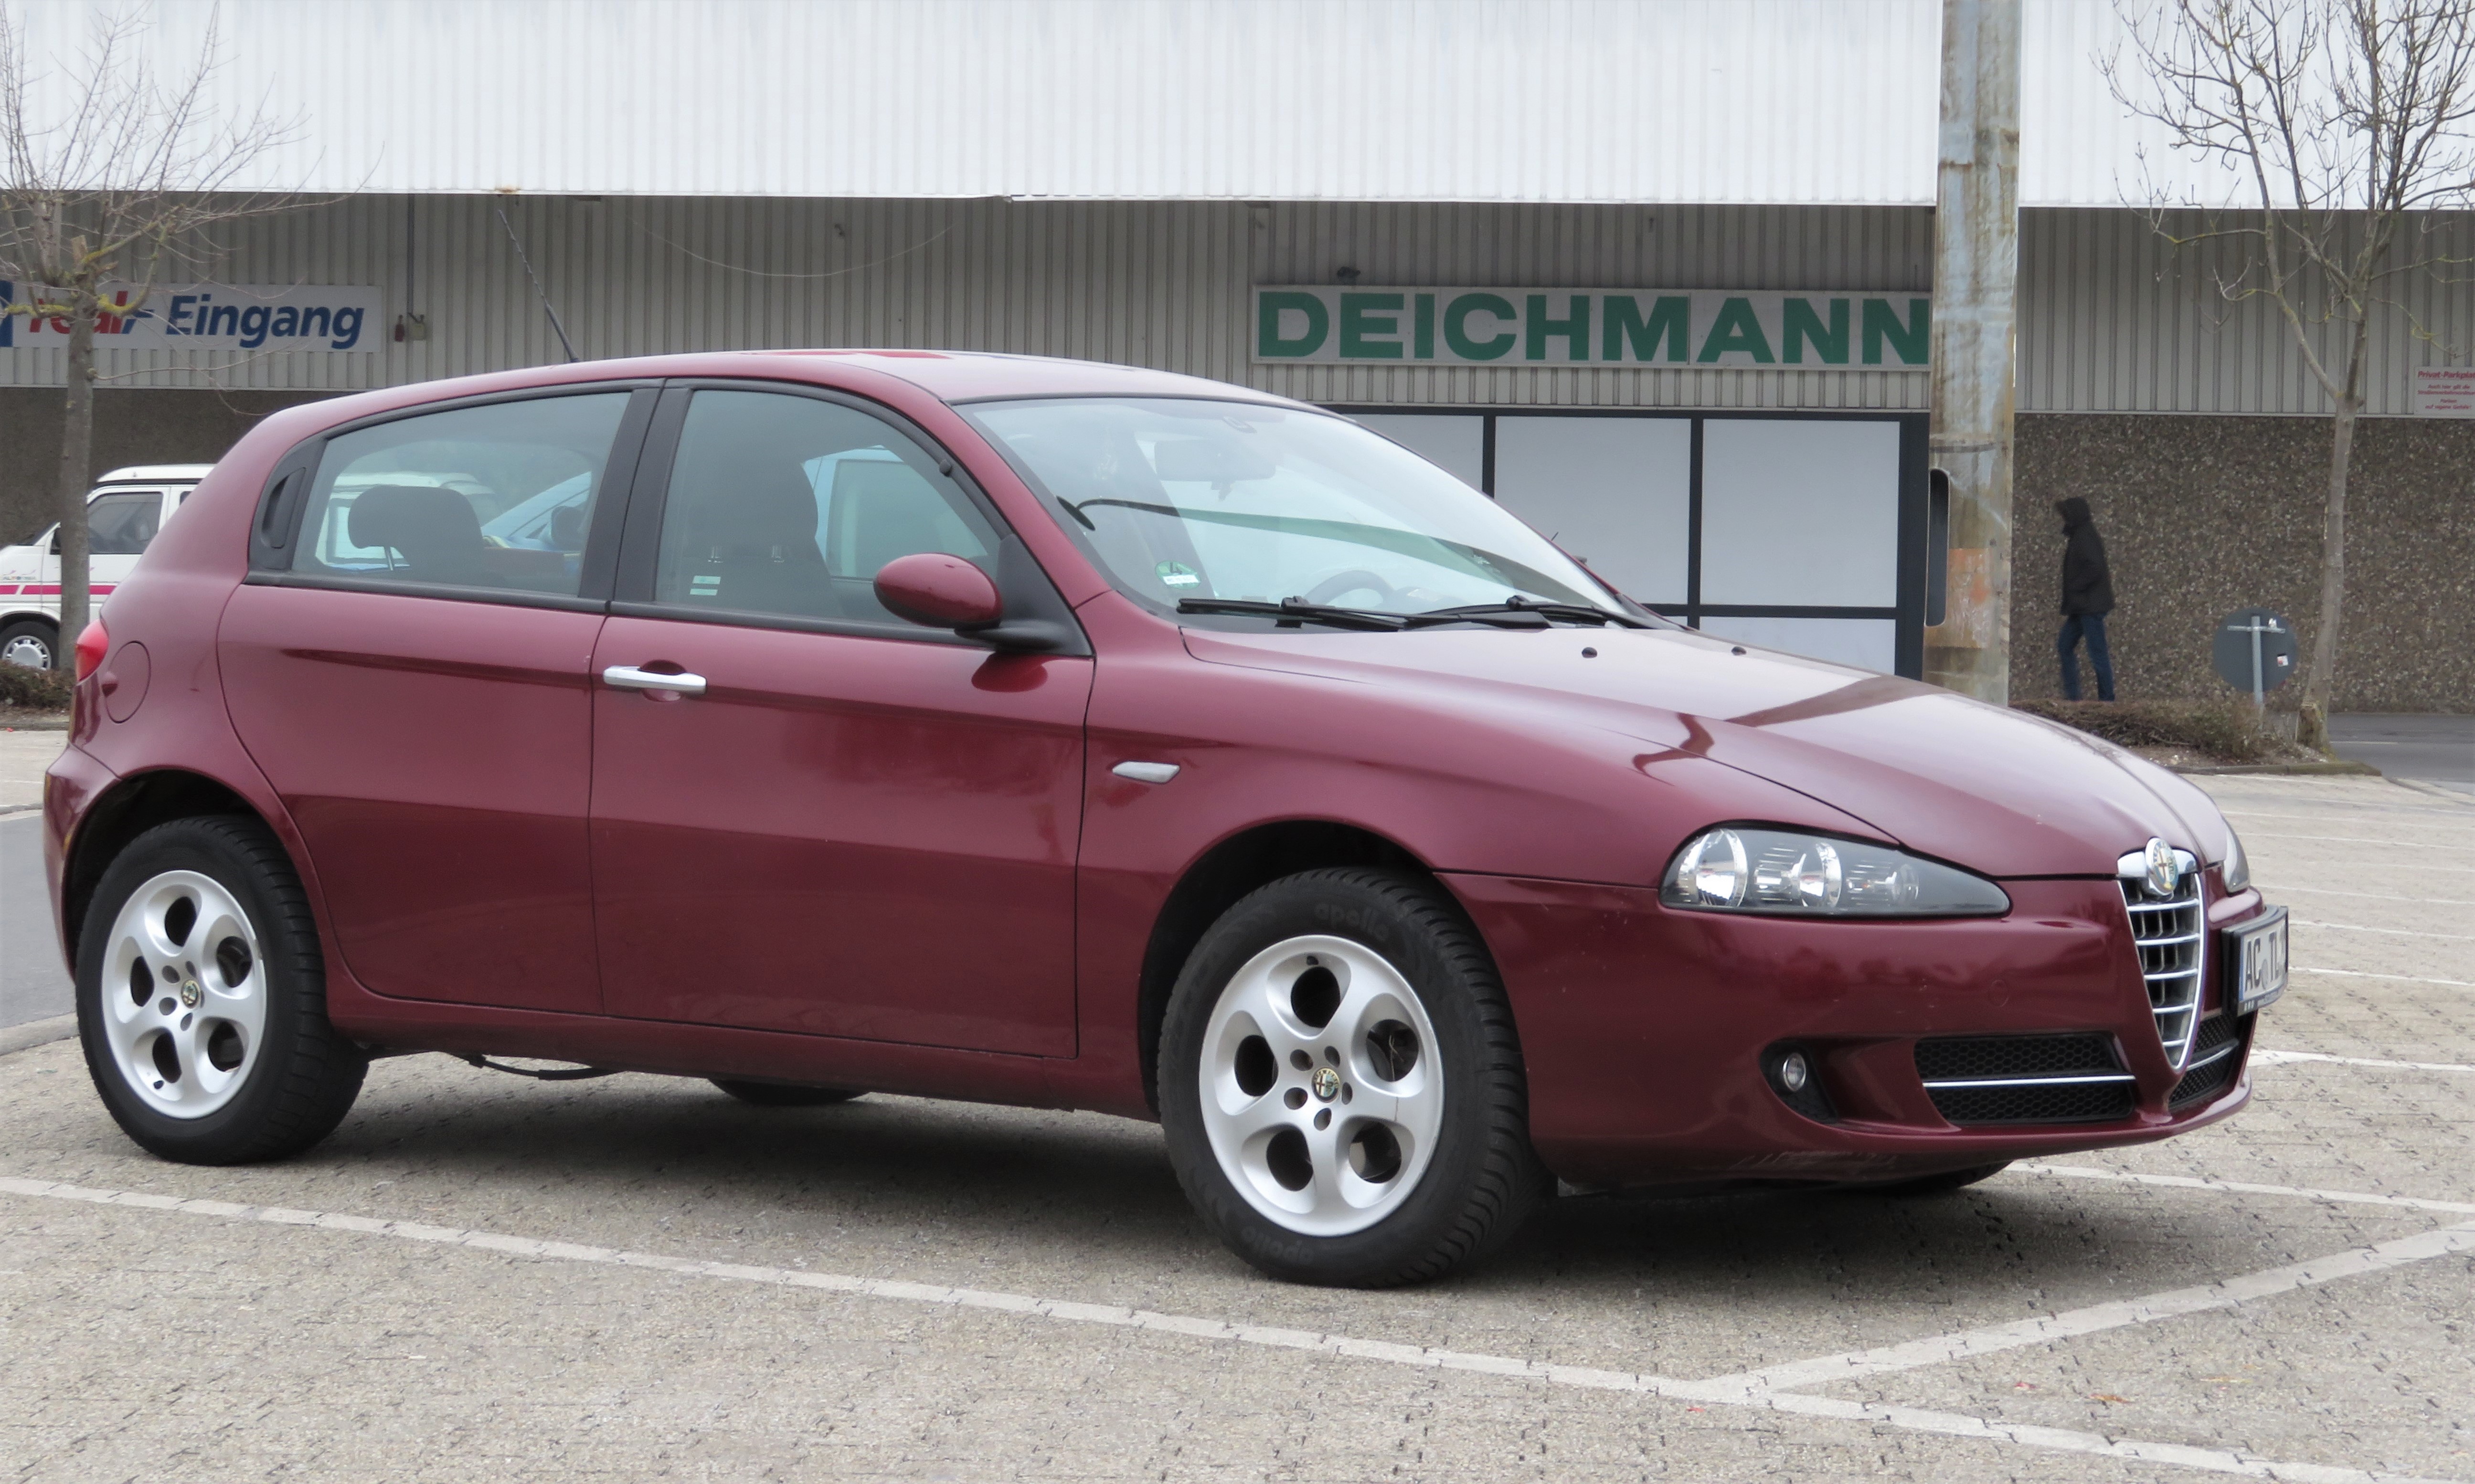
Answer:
[
  {"left": 2328, "top": 714, "right": 2475, "bottom": 797},
  {"left": 2, "top": 742, "right": 2471, "bottom": 1481}
]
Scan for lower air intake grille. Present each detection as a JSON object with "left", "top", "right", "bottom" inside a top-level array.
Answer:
[
  {"left": 1917, "top": 1032, "right": 2136, "bottom": 1126},
  {"left": 1915, "top": 1033, "right": 2119, "bottom": 1082},
  {"left": 1927, "top": 1080, "right": 2139, "bottom": 1125},
  {"left": 2169, "top": 1012, "right": 2248, "bottom": 1109}
]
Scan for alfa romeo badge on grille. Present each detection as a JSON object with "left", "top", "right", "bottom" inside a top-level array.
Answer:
[{"left": 2142, "top": 837, "right": 2179, "bottom": 898}]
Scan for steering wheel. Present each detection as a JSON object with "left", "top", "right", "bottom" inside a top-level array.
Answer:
[{"left": 1303, "top": 568, "right": 1401, "bottom": 607}]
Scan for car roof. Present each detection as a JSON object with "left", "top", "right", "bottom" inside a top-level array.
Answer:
[
  {"left": 728, "top": 350, "right": 1308, "bottom": 408},
  {"left": 96, "top": 465, "right": 214, "bottom": 484}
]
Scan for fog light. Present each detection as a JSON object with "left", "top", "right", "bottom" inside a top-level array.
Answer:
[{"left": 1778, "top": 1051, "right": 1811, "bottom": 1092}]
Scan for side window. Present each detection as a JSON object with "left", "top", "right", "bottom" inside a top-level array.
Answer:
[
  {"left": 654, "top": 390, "right": 996, "bottom": 625},
  {"left": 81, "top": 492, "right": 165, "bottom": 556},
  {"left": 291, "top": 393, "right": 631, "bottom": 596}
]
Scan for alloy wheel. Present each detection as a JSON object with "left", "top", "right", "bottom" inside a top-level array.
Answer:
[
  {"left": 1197, "top": 934, "right": 1444, "bottom": 1237},
  {"left": 98, "top": 870, "right": 266, "bottom": 1119}
]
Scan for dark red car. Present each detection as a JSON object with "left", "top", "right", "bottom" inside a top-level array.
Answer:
[{"left": 46, "top": 352, "right": 2287, "bottom": 1287}]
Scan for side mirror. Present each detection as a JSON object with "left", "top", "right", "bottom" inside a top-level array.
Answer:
[{"left": 874, "top": 552, "right": 1003, "bottom": 632}]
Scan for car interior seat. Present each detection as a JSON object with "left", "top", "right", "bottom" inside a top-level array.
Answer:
[
  {"left": 671, "top": 466, "right": 835, "bottom": 618},
  {"left": 347, "top": 484, "right": 487, "bottom": 585}
]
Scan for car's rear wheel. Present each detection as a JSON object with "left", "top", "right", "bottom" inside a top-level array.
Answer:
[
  {"left": 76, "top": 816, "right": 367, "bottom": 1164},
  {"left": 1158, "top": 867, "right": 1549, "bottom": 1287},
  {"left": 0, "top": 617, "right": 58, "bottom": 671},
  {"left": 710, "top": 1080, "right": 864, "bottom": 1108}
]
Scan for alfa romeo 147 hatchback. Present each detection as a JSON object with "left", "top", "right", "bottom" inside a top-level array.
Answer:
[{"left": 45, "top": 351, "right": 2288, "bottom": 1287}]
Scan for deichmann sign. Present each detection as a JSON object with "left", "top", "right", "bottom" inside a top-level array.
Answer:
[
  {"left": 0, "top": 282, "right": 382, "bottom": 351},
  {"left": 1253, "top": 286, "right": 1932, "bottom": 369}
]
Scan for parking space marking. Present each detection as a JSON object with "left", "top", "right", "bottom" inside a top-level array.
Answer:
[
  {"left": 2, "top": 1174, "right": 2467, "bottom": 1484},
  {"left": 2254, "top": 1048, "right": 2475, "bottom": 1073},
  {"left": 2014, "top": 1164, "right": 2475, "bottom": 1214},
  {"left": 2258, "top": 885, "right": 2475, "bottom": 907},
  {"left": 2220, "top": 807, "right": 2472, "bottom": 824},
  {"left": 1695, "top": 1219, "right": 2475, "bottom": 1393},
  {"left": 2241, "top": 832, "right": 2474, "bottom": 851},
  {"left": 1698, "top": 1389, "right": 2464, "bottom": 1484},
  {"left": 2294, "top": 967, "right": 2474, "bottom": 988},
  {"left": 2296, "top": 920, "right": 2475, "bottom": 941}
]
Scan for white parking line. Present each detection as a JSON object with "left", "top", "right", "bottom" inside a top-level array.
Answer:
[
  {"left": 2253, "top": 1049, "right": 2475, "bottom": 1074},
  {"left": 2014, "top": 1164, "right": 2475, "bottom": 1214},
  {"left": 2296, "top": 920, "right": 2475, "bottom": 942},
  {"left": 2259, "top": 885, "right": 2475, "bottom": 907},
  {"left": 2243, "top": 832, "right": 2474, "bottom": 852},
  {"left": 1697, "top": 1222, "right": 2475, "bottom": 1394},
  {"left": 2294, "top": 967, "right": 2475, "bottom": 988},
  {"left": 2, "top": 1174, "right": 2463, "bottom": 1484},
  {"left": 2220, "top": 807, "right": 2473, "bottom": 825}
]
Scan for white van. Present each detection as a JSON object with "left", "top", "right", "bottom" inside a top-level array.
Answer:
[{"left": 0, "top": 464, "right": 213, "bottom": 668}]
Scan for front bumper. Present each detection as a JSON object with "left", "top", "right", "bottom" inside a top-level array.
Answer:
[{"left": 1449, "top": 873, "right": 2269, "bottom": 1188}]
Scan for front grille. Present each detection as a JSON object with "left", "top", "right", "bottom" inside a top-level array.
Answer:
[
  {"left": 2169, "top": 1011, "right": 2247, "bottom": 1109},
  {"left": 2118, "top": 855, "right": 2205, "bottom": 1069},
  {"left": 1917, "top": 1032, "right": 2135, "bottom": 1126}
]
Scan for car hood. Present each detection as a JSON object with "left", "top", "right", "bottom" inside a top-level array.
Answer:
[{"left": 1181, "top": 622, "right": 2231, "bottom": 879}]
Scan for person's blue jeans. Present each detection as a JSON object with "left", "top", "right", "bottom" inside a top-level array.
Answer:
[{"left": 2058, "top": 613, "right": 2115, "bottom": 701}]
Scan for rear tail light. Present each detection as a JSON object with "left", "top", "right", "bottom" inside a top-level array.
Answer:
[{"left": 74, "top": 619, "right": 109, "bottom": 682}]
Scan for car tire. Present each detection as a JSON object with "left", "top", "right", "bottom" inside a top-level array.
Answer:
[
  {"left": 76, "top": 815, "right": 368, "bottom": 1165},
  {"left": 0, "top": 617, "right": 58, "bottom": 671},
  {"left": 710, "top": 1080, "right": 865, "bottom": 1107},
  {"left": 1865, "top": 1162, "right": 2012, "bottom": 1198},
  {"left": 1158, "top": 867, "right": 1550, "bottom": 1288}
]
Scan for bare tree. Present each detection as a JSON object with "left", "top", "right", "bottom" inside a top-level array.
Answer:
[
  {"left": 0, "top": 3, "right": 296, "bottom": 671},
  {"left": 2108, "top": 0, "right": 2475, "bottom": 742}
]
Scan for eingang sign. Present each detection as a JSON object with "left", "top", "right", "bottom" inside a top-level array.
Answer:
[
  {"left": 0, "top": 282, "right": 382, "bottom": 351},
  {"left": 1253, "top": 286, "right": 1931, "bottom": 369}
]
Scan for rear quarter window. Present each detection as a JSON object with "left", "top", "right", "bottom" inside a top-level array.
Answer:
[{"left": 290, "top": 393, "right": 631, "bottom": 597}]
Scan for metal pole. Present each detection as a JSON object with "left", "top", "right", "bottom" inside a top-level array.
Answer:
[
  {"left": 1922, "top": 0, "right": 2021, "bottom": 703},
  {"left": 2251, "top": 622, "right": 2264, "bottom": 709}
]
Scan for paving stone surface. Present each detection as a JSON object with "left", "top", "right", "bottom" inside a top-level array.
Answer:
[{"left": 1, "top": 771, "right": 2468, "bottom": 1482}]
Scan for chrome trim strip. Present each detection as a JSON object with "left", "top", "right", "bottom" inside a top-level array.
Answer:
[{"left": 1922, "top": 1073, "right": 2138, "bottom": 1089}]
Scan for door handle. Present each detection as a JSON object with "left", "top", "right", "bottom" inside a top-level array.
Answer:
[{"left": 602, "top": 664, "right": 707, "bottom": 696}]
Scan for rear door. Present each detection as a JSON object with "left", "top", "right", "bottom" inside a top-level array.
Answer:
[
  {"left": 587, "top": 384, "right": 1090, "bottom": 1054},
  {"left": 219, "top": 386, "right": 654, "bottom": 1014}
]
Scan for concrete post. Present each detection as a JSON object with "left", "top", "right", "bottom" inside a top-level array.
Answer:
[{"left": 1922, "top": 0, "right": 2021, "bottom": 704}]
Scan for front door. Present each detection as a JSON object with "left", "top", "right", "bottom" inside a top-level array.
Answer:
[
  {"left": 588, "top": 386, "right": 1089, "bottom": 1056},
  {"left": 220, "top": 388, "right": 648, "bottom": 1014}
]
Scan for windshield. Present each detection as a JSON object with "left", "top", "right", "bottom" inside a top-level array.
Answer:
[{"left": 960, "top": 397, "right": 1623, "bottom": 619}]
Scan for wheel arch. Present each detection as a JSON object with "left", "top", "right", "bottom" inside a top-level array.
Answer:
[
  {"left": 62, "top": 768, "right": 278, "bottom": 954},
  {"left": 1136, "top": 819, "right": 1443, "bottom": 1115}
]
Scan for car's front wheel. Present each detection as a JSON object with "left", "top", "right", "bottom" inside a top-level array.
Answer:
[
  {"left": 76, "top": 816, "right": 368, "bottom": 1164},
  {"left": 1158, "top": 868, "right": 1549, "bottom": 1287}
]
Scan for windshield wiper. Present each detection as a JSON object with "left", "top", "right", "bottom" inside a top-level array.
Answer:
[
  {"left": 1405, "top": 599, "right": 1649, "bottom": 629},
  {"left": 1176, "top": 597, "right": 1406, "bottom": 632}
]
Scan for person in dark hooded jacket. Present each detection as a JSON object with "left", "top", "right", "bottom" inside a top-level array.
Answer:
[{"left": 2055, "top": 496, "right": 2115, "bottom": 701}]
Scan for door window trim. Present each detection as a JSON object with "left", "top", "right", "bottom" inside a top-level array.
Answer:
[
  {"left": 243, "top": 381, "right": 662, "bottom": 610},
  {"left": 609, "top": 378, "right": 1090, "bottom": 655}
]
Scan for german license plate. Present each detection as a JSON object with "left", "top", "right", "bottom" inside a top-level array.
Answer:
[{"left": 2225, "top": 907, "right": 2289, "bottom": 1015}]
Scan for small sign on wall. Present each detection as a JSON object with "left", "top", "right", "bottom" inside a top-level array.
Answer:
[
  {"left": 1, "top": 282, "right": 382, "bottom": 351},
  {"left": 2413, "top": 367, "right": 2475, "bottom": 416}
]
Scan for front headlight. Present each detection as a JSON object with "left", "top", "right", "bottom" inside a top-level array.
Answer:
[
  {"left": 1661, "top": 827, "right": 2010, "bottom": 917},
  {"left": 2220, "top": 822, "right": 2251, "bottom": 891}
]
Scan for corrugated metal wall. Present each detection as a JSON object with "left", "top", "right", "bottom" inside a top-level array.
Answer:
[
  {"left": 0, "top": 0, "right": 2230, "bottom": 209},
  {"left": 7, "top": 196, "right": 2467, "bottom": 416}
]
